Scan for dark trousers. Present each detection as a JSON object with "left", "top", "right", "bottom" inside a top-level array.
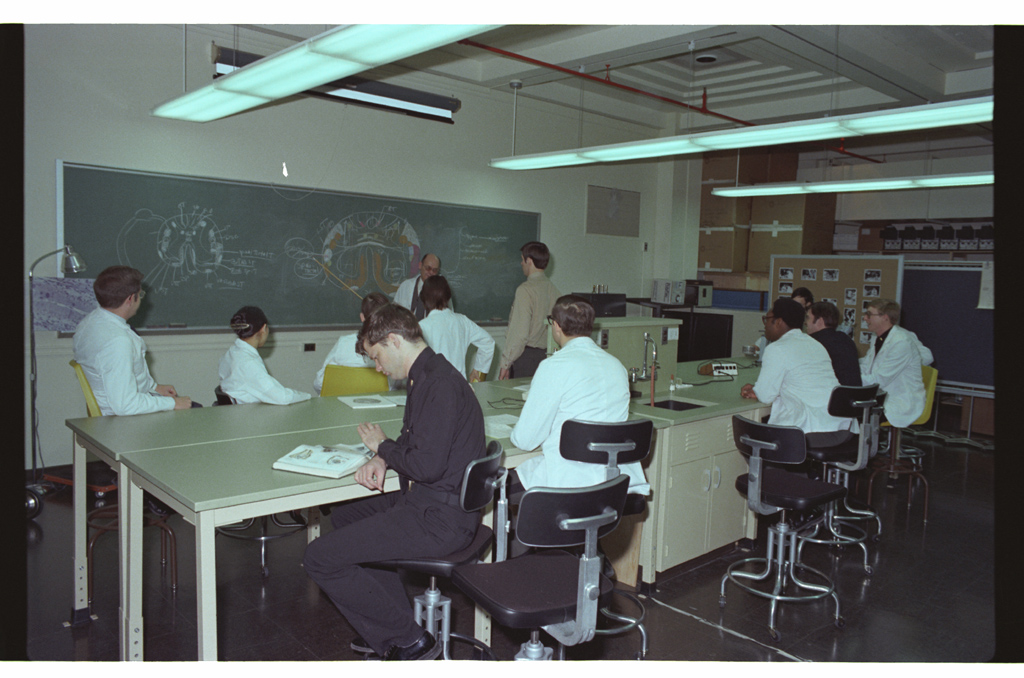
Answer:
[
  {"left": 303, "top": 490, "right": 477, "bottom": 655},
  {"left": 511, "top": 346, "right": 546, "bottom": 379}
]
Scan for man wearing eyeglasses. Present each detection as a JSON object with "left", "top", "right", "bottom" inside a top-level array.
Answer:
[
  {"left": 859, "top": 299, "right": 933, "bottom": 428},
  {"left": 508, "top": 295, "right": 649, "bottom": 495},
  {"left": 73, "top": 265, "right": 193, "bottom": 415},
  {"left": 741, "top": 298, "right": 851, "bottom": 434},
  {"left": 392, "top": 253, "right": 444, "bottom": 320}
]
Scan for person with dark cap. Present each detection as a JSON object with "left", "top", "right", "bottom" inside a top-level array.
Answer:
[{"left": 741, "top": 298, "right": 851, "bottom": 433}]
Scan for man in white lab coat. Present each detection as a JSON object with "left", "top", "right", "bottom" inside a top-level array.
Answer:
[
  {"left": 741, "top": 297, "right": 852, "bottom": 435},
  {"left": 509, "top": 294, "right": 649, "bottom": 495},
  {"left": 73, "top": 266, "right": 194, "bottom": 415},
  {"left": 859, "top": 299, "right": 933, "bottom": 428},
  {"left": 392, "top": 253, "right": 442, "bottom": 320}
]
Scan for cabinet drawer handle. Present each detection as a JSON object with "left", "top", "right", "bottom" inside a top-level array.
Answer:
[
  {"left": 701, "top": 469, "right": 712, "bottom": 492},
  {"left": 713, "top": 465, "right": 722, "bottom": 489}
]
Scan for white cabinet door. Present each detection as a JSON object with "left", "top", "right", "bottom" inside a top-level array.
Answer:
[{"left": 706, "top": 448, "right": 750, "bottom": 552}]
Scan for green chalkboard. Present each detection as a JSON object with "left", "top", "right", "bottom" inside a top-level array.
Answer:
[{"left": 60, "top": 163, "right": 539, "bottom": 329}]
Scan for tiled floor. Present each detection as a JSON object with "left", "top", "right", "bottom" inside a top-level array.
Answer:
[{"left": 24, "top": 431, "right": 1005, "bottom": 662}]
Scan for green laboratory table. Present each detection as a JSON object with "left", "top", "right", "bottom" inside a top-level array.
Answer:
[
  {"left": 66, "top": 382, "right": 546, "bottom": 661},
  {"left": 65, "top": 361, "right": 764, "bottom": 661}
]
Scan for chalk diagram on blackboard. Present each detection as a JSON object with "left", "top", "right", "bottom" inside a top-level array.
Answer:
[
  {"left": 116, "top": 203, "right": 270, "bottom": 293},
  {"left": 285, "top": 209, "right": 420, "bottom": 297}
]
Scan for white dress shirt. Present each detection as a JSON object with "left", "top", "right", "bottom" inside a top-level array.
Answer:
[
  {"left": 860, "top": 325, "right": 928, "bottom": 427},
  {"left": 313, "top": 331, "right": 375, "bottom": 394},
  {"left": 72, "top": 307, "right": 175, "bottom": 416},
  {"left": 392, "top": 276, "right": 421, "bottom": 310},
  {"left": 219, "top": 338, "right": 312, "bottom": 405},
  {"left": 753, "top": 328, "right": 851, "bottom": 432},
  {"left": 418, "top": 308, "right": 495, "bottom": 379},
  {"left": 511, "top": 336, "right": 650, "bottom": 494}
]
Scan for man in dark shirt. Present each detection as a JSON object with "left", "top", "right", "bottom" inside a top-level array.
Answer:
[
  {"left": 303, "top": 304, "right": 486, "bottom": 661},
  {"left": 805, "top": 301, "right": 862, "bottom": 386}
]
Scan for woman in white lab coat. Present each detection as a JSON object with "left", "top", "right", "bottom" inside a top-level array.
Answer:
[
  {"left": 219, "top": 306, "right": 312, "bottom": 405},
  {"left": 417, "top": 276, "right": 495, "bottom": 382}
]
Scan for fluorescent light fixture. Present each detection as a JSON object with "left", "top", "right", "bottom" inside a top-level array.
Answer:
[
  {"left": 579, "top": 137, "right": 706, "bottom": 162},
  {"left": 490, "top": 151, "right": 590, "bottom": 170},
  {"left": 709, "top": 172, "right": 993, "bottom": 197},
  {"left": 321, "top": 86, "right": 454, "bottom": 121},
  {"left": 215, "top": 55, "right": 460, "bottom": 123},
  {"left": 153, "top": 24, "right": 498, "bottom": 122},
  {"left": 842, "top": 98, "right": 993, "bottom": 135},
  {"left": 693, "top": 120, "right": 849, "bottom": 149},
  {"left": 490, "top": 96, "right": 992, "bottom": 170}
]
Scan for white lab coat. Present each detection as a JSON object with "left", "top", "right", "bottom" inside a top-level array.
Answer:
[
  {"left": 511, "top": 337, "right": 650, "bottom": 494},
  {"left": 860, "top": 325, "right": 929, "bottom": 428},
  {"left": 753, "top": 328, "right": 852, "bottom": 433},
  {"left": 72, "top": 308, "right": 175, "bottom": 416},
  {"left": 219, "top": 339, "right": 312, "bottom": 405},
  {"left": 418, "top": 308, "right": 494, "bottom": 379}
]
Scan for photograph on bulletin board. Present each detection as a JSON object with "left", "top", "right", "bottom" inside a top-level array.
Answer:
[{"left": 769, "top": 254, "right": 904, "bottom": 356}]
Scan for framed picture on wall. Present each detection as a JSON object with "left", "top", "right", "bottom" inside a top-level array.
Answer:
[
  {"left": 824, "top": 268, "right": 839, "bottom": 281},
  {"left": 779, "top": 267, "right": 794, "bottom": 280},
  {"left": 845, "top": 288, "right": 858, "bottom": 305},
  {"left": 801, "top": 268, "right": 817, "bottom": 281},
  {"left": 864, "top": 285, "right": 880, "bottom": 298},
  {"left": 865, "top": 269, "right": 882, "bottom": 282}
]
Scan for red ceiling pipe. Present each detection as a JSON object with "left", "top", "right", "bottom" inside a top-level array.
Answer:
[{"left": 459, "top": 39, "right": 882, "bottom": 163}]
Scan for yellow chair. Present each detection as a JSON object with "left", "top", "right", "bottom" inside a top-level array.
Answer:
[
  {"left": 69, "top": 359, "right": 102, "bottom": 417},
  {"left": 866, "top": 365, "right": 938, "bottom": 523},
  {"left": 319, "top": 364, "right": 388, "bottom": 397},
  {"left": 68, "top": 360, "right": 178, "bottom": 603}
]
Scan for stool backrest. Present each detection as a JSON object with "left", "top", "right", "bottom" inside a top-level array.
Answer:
[
  {"left": 913, "top": 365, "right": 939, "bottom": 426},
  {"left": 826, "top": 384, "right": 879, "bottom": 421},
  {"left": 460, "top": 440, "right": 506, "bottom": 513},
  {"left": 732, "top": 415, "right": 807, "bottom": 465},
  {"left": 825, "top": 383, "right": 879, "bottom": 471},
  {"left": 69, "top": 360, "right": 102, "bottom": 418},
  {"left": 515, "top": 475, "right": 629, "bottom": 551},
  {"left": 559, "top": 419, "right": 653, "bottom": 482},
  {"left": 320, "top": 365, "right": 389, "bottom": 397}
]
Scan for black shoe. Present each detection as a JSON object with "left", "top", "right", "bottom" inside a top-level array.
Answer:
[
  {"left": 350, "top": 636, "right": 376, "bottom": 655},
  {"left": 381, "top": 631, "right": 441, "bottom": 661}
]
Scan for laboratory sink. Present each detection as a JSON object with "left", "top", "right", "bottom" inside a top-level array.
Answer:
[
  {"left": 632, "top": 395, "right": 718, "bottom": 412},
  {"left": 651, "top": 399, "right": 705, "bottom": 411}
]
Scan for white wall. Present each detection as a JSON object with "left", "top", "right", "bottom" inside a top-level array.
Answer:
[{"left": 24, "top": 24, "right": 690, "bottom": 469}]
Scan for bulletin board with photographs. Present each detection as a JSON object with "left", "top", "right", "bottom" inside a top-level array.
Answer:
[{"left": 770, "top": 254, "right": 904, "bottom": 357}]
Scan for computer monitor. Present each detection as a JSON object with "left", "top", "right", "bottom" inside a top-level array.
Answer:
[{"left": 662, "top": 310, "right": 734, "bottom": 362}]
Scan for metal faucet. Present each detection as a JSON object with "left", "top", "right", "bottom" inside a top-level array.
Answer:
[{"left": 635, "top": 332, "right": 658, "bottom": 382}]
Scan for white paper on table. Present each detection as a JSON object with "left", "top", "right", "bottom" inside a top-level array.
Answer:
[{"left": 485, "top": 414, "right": 520, "bottom": 439}]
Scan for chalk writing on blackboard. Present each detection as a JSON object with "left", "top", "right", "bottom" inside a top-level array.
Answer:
[{"left": 116, "top": 203, "right": 272, "bottom": 294}]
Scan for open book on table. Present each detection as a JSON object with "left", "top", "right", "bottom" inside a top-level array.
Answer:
[{"left": 272, "top": 443, "right": 374, "bottom": 479}]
